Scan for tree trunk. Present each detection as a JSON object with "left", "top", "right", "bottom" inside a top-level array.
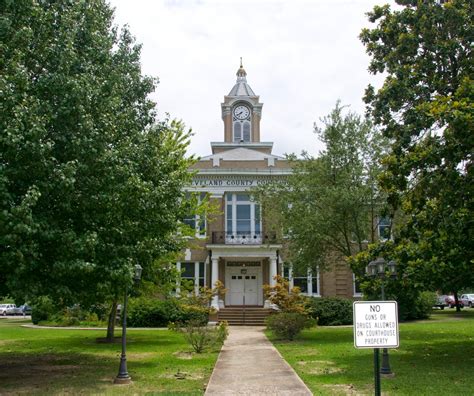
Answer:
[
  {"left": 454, "top": 291, "right": 461, "bottom": 313},
  {"left": 106, "top": 300, "right": 118, "bottom": 342}
]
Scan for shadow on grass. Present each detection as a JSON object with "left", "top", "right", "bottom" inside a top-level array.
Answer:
[
  {"left": 0, "top": 352, "right": 119, "bottom": 394},
  {"left": 271, "top": 325, "right": 474, "bottom": 395}
]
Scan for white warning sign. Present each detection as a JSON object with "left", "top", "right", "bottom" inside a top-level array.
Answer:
[{"left": 353, "top": 301, "right": 399, "bottom": 349}]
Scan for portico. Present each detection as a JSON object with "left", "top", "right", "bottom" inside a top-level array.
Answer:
[{"left": 209, "top": 245, "right": 281, "bottom": 310}]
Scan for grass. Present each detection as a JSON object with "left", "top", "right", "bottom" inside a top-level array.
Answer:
[
  {"left": 0, "top": 318, "right": 220, "bottom": 395},
  {"left": 267, "top": 309, "right": 474, "bottom": 395}
]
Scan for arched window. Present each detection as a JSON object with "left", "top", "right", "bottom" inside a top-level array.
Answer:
[
  {"left": 243, "top": 121, "right": 251, "bottom": 142},
  {"left": 233, "top": 122, "right": 242, "bottom": 142}
]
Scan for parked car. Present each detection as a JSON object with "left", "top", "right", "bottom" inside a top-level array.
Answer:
[
  {"left": 19, "top": 304, "right": 32, "bottom": 315},
  {"left": 434, "top": 295, "right": 449, "bottom": 310},
  {"left": 0, "top": 304, "right": 22, "bottom": 315},
  {"left": 445, "top": 295, "right": 464, "bottom": 309},
  {"left": 460, "top": 294, "right": 474, "bottom": 308}
]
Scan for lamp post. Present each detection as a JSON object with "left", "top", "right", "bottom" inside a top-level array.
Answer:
[
  {"left": 366, "top": 257, "right": 397, "bottom": 377},
  {"left": 114, "top": 264, "right": 143, "bottom": 384}
]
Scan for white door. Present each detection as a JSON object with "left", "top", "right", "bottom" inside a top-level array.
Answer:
[
  {"left": 229, "top": 274, "right": 245, "bottom": 305},
  {"left": 227, "top": 268, "right": 260, "bottom": 306},
  {"left": 242, "top": 273, "right": 258, "bottom": 305}
]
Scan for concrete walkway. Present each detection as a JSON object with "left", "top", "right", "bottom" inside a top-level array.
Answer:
[{"left": 205, "top": 326, "right": 312, "bottom": 395}]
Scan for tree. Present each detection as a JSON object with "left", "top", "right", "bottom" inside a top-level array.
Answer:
[
  {"left": 358, "top": 0, "right": 474, "bottom": 304},
  {"left": 0, "top": 0, "right": 197, "bottom": 333},
  {"left": 257, "top": 103, "right": 388, "bottom": 274}
]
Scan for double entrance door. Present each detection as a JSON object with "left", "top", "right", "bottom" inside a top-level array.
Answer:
[{"left": 226, "top": 265, "right": 261, "bottom": 306}]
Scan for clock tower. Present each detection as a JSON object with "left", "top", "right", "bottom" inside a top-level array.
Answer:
[{"left": 221, "top": 59, "right": 263, "bottom": 144}]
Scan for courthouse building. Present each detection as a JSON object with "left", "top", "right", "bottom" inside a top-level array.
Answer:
[{"left": 179, "top": 63, "right": 360, "bottom": 321}]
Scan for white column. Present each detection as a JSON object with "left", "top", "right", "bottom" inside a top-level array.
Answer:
[
  {"left": 194, "top": 261, "right": 200, "bottom": 295},
  {"left": 176, "top": 262, "right": 181, "bottom": 296},
  {"left": 270, "top": 256, "right": 277, "bottom": 286},
  {"left": 289, "top": 265, "right": 294, "bottom": 290},
  {"left": 211, "top": 257, "right": 219, "bottom": 310},
  {"left": 307, "top": 268, "right": 313, "bottom": 295}
]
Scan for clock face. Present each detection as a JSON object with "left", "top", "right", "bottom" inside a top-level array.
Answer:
[{"left": 233, "top": 105, "right": 250, "bottom": 120}]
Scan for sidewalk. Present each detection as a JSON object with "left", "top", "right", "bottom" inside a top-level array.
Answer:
[{"left": 205, "top": 326, "right": 312, "bottom": 395}]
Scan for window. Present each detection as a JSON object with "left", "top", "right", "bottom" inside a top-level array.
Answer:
[
  {"left": 233, "top": 122, "right": 242, "bottom": 141},
  {"left": 176, "top": 262, "right": 205, "bottom": 295},
  {"left": 284, "top": 264, "right": 320, "bottom": 296},
  {"left": 183, "top": 192, "right": 207, "bottom": 238},
  {"left": 378, "top": 217, "right": 391, "bottom": 241},
  {"left": 232, "top": 103, "right": 251, "bottom": 142},
  {"left": 233, "top": 120, "right": 251, "bottom": 142},
  {"left": 353, "top": 274, "right": 362, "bottom": 297},
  {"left": 225, "top": 193, "right": 261, "bottom": 243}
]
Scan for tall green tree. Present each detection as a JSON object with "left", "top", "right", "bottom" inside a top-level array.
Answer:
[
  {"left": 0, "top": 0, "right": 196, "bottom": 328},
  {"left": 258, "top": 103, "right": 388, "bottom": 273},
  {"left": 356, "top": 0, "right": 474, "bottom": 302}
]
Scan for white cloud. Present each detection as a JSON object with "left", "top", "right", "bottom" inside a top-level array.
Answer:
[{"left": 108, "top": 0, "right": 389, "bottom": 156}]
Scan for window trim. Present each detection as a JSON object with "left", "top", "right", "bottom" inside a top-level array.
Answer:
[
  {"left": 176, "top": 261, "right": 205, "bottom": 295},
  {"left": 183, "top": 193, "right": 207, "bottom": 239},
  {"left": 377, "top": 216, "right": 391, "bottom": 241},
  {"left": 353, "top": 273, "right": 362, "bottom": 297},
  {"left": 225, "top": 193, "right": 261, "bottom": 236},
  {"left": 285, "top": 264, "right": 320, "bottom": 297}
]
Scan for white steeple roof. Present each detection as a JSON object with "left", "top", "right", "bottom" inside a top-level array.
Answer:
[{"left": 228, "top": 58, "right": 256, "bottom": 97}]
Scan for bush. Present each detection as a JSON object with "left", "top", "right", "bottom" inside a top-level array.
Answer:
[
  {"left": 263, "top": 275, "right": 308, "bottom": 313},
  {"left": 266, "top": 312, "right": 315, "bottom": 340},
  {"left": 31, "top": 296, "right": 55, "bottom": 324},
  {"left": 178, "top": 320, "right": 228, "bottom": 353},
  {"left": 308, "top": 297, "right": 353, "bottom": 326},
  {"left": 127, "top": 297, "right": 208, "bottom": 327},
  {"left": 398, "top": 291, "right": 436, "bottom": 321}
]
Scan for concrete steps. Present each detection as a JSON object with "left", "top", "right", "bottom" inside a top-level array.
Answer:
[{"left": 217, "top": 307, "right": 274, "bottom": 326}]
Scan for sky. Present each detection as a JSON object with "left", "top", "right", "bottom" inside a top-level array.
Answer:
[{"left": 108, "top": 0, "right": 390, "bottom": 157}]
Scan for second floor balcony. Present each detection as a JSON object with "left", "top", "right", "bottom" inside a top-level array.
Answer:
[{"left": 211, "top": 231, "right": 278, "bottom": 245}]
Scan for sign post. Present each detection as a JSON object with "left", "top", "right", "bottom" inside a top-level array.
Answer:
[{"left": 353, "top": 301, "right": 399, "bottom": 396}]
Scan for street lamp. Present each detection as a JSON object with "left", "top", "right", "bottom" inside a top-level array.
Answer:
[
  {"left": 114, "top": 264, "right": 143, "bottom": 384},
  {"left": 366, "top": 258, "right": 397, "bottom": 376}
]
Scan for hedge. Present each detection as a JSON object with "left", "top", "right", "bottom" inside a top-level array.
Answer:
[
  {"left": 127, "top": 297, "right": 208, "bottom": 327},
  {"left": 308, "top": 297, "right": 353, "bottom": 326}
]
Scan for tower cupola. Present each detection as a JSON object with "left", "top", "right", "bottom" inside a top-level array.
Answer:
[{"left": 221, "top": 59, "right": 263, "bottom": 143}]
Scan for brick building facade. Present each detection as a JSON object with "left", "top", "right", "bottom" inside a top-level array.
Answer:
[{"left": 179, "top": 62, "right": 360, "bottom": 312}]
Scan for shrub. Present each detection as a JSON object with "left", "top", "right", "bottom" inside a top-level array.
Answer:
[
  {"left": 263, "top": 275, "right": 308, "bottom": 313},
  {"left": 398, "top": 291, "right": 436, "bottom": 321},
  {"left": 179, "top": 320, "right": 229, "bottom": 353},
  {"left": 308, "top": 297, "right": 353, "bottom": 326},
  {"left": 31, "top": 296, "right": 55, "bottom": 324},
  {"left": 266, "top": 312, "right": 315, "bottom": 340},
  {"left": 127, "top": 297, "right": 208, "bottom": 327}
]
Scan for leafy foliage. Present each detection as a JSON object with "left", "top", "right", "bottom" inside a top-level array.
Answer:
[
  {"left": 266, "top": 312, "right": 315, "bottom": 341},
  {"left": 31, "top": 296, "right": 55, "bottom": 325},
  {"left": 172, "top": 320, "right": 228, "bottom": 353},
  {"left": 264, "top": 276, "right": 315, "bottom": 340},
  {"left": 263, "top": 275, "right": 308, "bottom": 313},
  {"left": 257, "top": 103, "right": 388, "bottom": 273},
  {"left": 127, "top": 297, "right": 208, "bottom": 328},
  {"left": 0, "top": 1, "right": 196, "bottom": 311},
  {"left": 358, "top": 0, "right": 474, "bottom": 297},
  {"left": 350, "top": 243, "right": 439, "bottom": 321},
  {"left": 308, "top": 297, "right": 353, "bottom": 326}
]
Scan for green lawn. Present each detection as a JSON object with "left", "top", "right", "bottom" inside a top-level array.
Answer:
[
  {"left": 267, "top": 309, "right": 474, "bottom": 395},
  {"left": 0, "top": 319, "right": 219, "bottom": 395}
]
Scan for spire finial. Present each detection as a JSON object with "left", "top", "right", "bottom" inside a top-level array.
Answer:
[{"left": 236, "top": 58, "right": 247, "bottom": 80}]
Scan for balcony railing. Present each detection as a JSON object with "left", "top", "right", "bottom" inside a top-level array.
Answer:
[{"left": 211, "top": 231, "right": 278, "bottom": 245}]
